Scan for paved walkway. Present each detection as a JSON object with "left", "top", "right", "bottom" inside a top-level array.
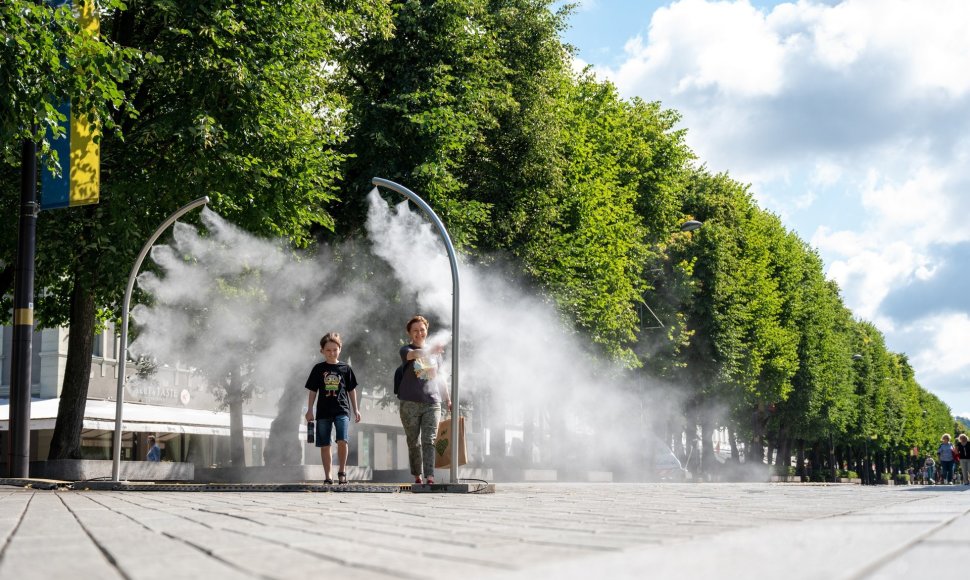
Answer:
[{"left": 1, "top": 482, "right": 967, "bottom": 579}]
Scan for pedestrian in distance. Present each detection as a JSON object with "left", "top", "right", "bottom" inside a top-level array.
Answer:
[
  {"left": 304, "top": 332, "right": 361, "bottom": 485},
  {"left": 146, "top": 435, "right": 161, "bottom": 462},
  {"left": 924, "top": 456, "right": 936, "bottom": 484},
  {"left": 397, "top": 315, "right": 451, "bottom": 485},
  {"left": 957, "top": 434, "right": 970, "bottom": 485},
  {"left": 910, "top": 445, "right": 921, "bottom": 472},
  {"left": 938, "top": 433, "right": 956, "bottom": 485}
]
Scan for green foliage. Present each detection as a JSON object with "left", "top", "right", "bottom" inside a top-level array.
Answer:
[
  {"left": 28, "top": 0, "right": 392, "bottom": 328},
  {"left": 1, "top": 0, "right": 141, "bottom": 166},
  {"left": 341, "top": 0, "right": 510, "bottom": 247},
  {"left": 773, "top": 465, "right": 796, "bottom": 477},
  {"left": 2, "top": 0, "right": 393, "bottom": 459},
  {"left": 1, "top": 0, "right": 142, "bottom": 315},
  {"left": 340, "top": 1, "right": 695, "bottom": 360}
]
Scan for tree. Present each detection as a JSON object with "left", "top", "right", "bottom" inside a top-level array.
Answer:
[
  {"left": 339, "top": 0, "right": 508, "bottom": 248},
  {"left": 340, "top": 1, "right": 694, "bottom": 360},
  {"left": 39, "top": 0, "right": 391, "bottom": 459}
]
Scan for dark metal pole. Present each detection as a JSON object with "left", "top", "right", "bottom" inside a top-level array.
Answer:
[{"left": 7, "top": 139, "right": 39, "bottom": 478}]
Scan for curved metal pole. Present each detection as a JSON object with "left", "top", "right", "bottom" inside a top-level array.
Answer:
[
  {"left": 372, "top": 177, "right": 461, "bottom": 484},
  {"left": 111, "top": 197, "right": 209, "bottom": 482}
]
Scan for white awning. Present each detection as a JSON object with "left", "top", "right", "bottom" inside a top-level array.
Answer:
[{"left": 0, "top": 398, "right": 275, "bottom": 439}]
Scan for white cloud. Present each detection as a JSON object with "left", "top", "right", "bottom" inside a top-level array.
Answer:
[
  {"left": 811, "top": 159, "right": 842, "bottom": 188},
  {"left": 600, "top": 0, "right": 970, "bottom": 176},
  {"left": 615, "top": 0, "right": 786, "bottom": 98},
  {"left": 586, "top": 0, "right": 970, "bottom": 412},
  {"left": 893, "top": 312, "right": 970, "bottom": 415},
  {"left": 908, "top": 313, "right": 970, "bottom": 378}
]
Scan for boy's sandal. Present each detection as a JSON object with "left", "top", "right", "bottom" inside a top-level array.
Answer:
[
  {"left": 324, "top": 478, "right": 333, "bottom": 485},
  {"left": 338, "top": 472, "right": 348, "bottom": 485}
]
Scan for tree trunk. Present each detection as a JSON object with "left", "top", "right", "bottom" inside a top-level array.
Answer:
[
  {"left": 687, "top": 425, "right": 700, "bottom": 475},
  {"left": 729, "top": 428, "right": 740, "bottom": 462},
  {"left": 48, "top": 275, "right": 96, "bottom": 459},
  {"left": 796, "top": 440, "right": 805, "bottom": 477},
  {"left": 700, "top": 418, "right": 715, "bottom": 477},
  {"left": 227, "top": 368, "right": 246, "bottom": 467},
  {"left": 263, "top": 378, "right": 304, "bottom": 466},
  {"left": 675, "top": 426, "right": 687, "bottom": 464},
  {"left": 776, "top": 429, "right": 791, "bottom": 468},
  {"left": 809, "top": 444, "right": 820, "bottom": 475},
  {"left": 749, "top": 435, "right": 765, "bottom": 465}
]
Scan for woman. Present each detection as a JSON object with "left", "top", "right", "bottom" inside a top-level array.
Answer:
[
  {"left": 397, "top": 315, "right": 452, "bottom": 485},
  {"left": 937, "top": 433, "right": 956, "bottom": 484},
  {"left": 956, "top": 434, "right": 970, "bottom": 485}
]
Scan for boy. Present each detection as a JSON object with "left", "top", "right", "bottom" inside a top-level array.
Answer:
[{"left": 304, "top": 332, "right": 361, "bottom": 484}]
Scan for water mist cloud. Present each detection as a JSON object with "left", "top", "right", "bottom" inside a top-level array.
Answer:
[
  {"left": 130, "top": 208, "right": 381, "bottom": 402},
  {"left": 128, "top": 192, "right": 683, "bottom": 475}
]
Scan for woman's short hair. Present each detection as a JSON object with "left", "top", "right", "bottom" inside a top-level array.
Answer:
[
  {"left": 959, "top": 434, "right": 968, "bottom": 443},
  {"left": 406, "top": 315, "right": 429, "bottom": 332},
  {"left": 942, "top": 433, "right": 952, "bottom": 442},
  {"left": 320, "top": 332, "right": 342, "bottom": 348}
]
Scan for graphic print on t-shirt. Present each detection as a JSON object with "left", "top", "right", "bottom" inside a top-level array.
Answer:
[
  {"left": 413, "top": 356, "right": 435, "bottom": 380},
  {"left": 323, "top": 372, "right": 341, "bottom": 397}
]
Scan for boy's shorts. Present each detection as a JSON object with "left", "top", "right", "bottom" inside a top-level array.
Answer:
[{"left": 316, "top": 415, "right": 350, "bottom": 447}]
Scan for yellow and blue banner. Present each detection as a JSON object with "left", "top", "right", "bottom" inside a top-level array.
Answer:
[{"left": 40, "top": 0, "right": 100, "bottom": 210}]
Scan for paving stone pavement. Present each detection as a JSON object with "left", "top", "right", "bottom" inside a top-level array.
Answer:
[{"left": 1, "top": 482, "right": 968, "bottom": 579}]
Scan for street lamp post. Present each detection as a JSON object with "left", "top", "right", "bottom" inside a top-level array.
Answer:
[
  {"left": 111, "top": 197, "right": 209, "bottom": 482},
  {"left": 371, "top": 177, "right": 461, "bottom": 485}
]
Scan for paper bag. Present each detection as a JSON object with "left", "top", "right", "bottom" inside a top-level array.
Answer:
[{"left": 434, "top": 416, "right": 467, "bottom": 468}]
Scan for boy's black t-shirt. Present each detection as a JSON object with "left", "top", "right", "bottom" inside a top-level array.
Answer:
[{"left": 304, "top": 361, "right": 358, "bottom": 419}]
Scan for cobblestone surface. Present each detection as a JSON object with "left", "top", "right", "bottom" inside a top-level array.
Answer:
[{"left": 1, "top": 482, "right": 968, "bottom": 579}]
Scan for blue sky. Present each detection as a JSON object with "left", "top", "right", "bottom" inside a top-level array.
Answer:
[{"left": 559, "top": 0, "right": 970, "bottom": 416}]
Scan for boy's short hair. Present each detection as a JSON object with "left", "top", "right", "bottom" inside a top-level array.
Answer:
[
  {"left": 320, "top": 332, "right": 342, "bottom": 348},
  {"left": 406, "top": 315, "right": 429, "bottom": 332}
]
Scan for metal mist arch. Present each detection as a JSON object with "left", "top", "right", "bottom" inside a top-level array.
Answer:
[
  {"left": 111, "top": 196, "right": 210, "bottom": 482},
  {"left": 372, "top": 177, "right": 461, "bottom": 484}
]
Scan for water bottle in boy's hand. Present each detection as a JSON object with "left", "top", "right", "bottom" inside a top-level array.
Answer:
[{"left": 307, "top": 421, "right": 314, "bottom": 443}]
